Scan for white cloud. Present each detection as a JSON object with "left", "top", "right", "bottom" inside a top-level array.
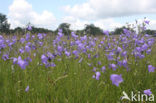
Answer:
[
  {"left": 61, "top": 16, "right": 89, "bottom": 30},
  {"left": 7, "top": 0, "right": 156, "bottom": 31},
  {"left": 94, "top": 19, "right": 123, "bottom": 30},
  {"left": 64, "top": 0, "right": 156, "bottom": 20},
  {"left": 63, "top": 0, "right": 156, "bottom": 30},
  {"left": 8, "top": 0, "right": 122, "bottom": 31},
  {"left": 8, "top": 0, "right": 57, "bottom": 30},
  {"left": 64, "top": 3, "right": 95, "bottom": 20},
  {"left": 124, "top": 18, "right": 156, "bottom": 30},
  {"left": 149, "top": 20, "right": 156, "bottom": 30},
  {"left": 61, "top": 16, "right": 123, "bottom": 30}
]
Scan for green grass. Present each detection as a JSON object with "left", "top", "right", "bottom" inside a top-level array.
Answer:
[{"left": 0, "top": 35, "right": 156, "bottom": 103}]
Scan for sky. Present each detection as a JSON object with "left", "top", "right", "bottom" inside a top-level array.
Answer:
[{"left": 0, "top": 0, "right": 156, "bottom": 30}]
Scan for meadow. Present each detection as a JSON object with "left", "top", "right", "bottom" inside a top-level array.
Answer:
[{"left": 0, "top": 21, "right": 156, "bottom": 103}]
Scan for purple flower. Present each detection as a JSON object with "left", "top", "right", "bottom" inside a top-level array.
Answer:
[
  {"left": 26, "top": 57, "right": 32, "bottom": 62},
  {"left": 145, "top": 34, "right": 150, "bottom": 37},
  {"left": 144, "top": 20, "right": 150, "bottom": 25},
  {"left": 80, "top": 35, "right": 87, "bottom": 41},
  {"left": 25, "top": 85, "right": 29, "bottom": 92},
  {"left": 31, "top": 44, "right": 36, "bottom": 50},
  {"left": 110, "top": 64, "right": 117, "bottom": 70},
  {"left": 70, "top": 41, "right": 75, "bottom": 46},
  {"left": 32, "top": 35, "right": 35, "bottom": 39},
  {"left": 88, "top": 54, "right": 91, "bottom": 59},
  {"left": 78, "top": 43, "right": 85, "bottom": 50},
  {"left": 100, "top": 41, "right": 104, "bottom": 44},
  {"left": 26, "top": 42, "right": 31, "bottom": 46},
  {"left": 98, "top": 61, "right": 101, "bottom": 65},
  {"left": 118, "top": 61, "right": 123, "bottom": 67},
  {"left": 65, "top": 51, "right": 70, "bottom": 57},
  {"left": 141, "top": 43, "right": 148, "bottom": 51},
  {"left": 50, "top": 62, "right": 56, "bottom": 67},
  {"left": 135, "top": 47, "right": 141, "bottom": 52},
  {"left": 122, "top": 59, "right": 127, "bottom": 67},
  {"left": 117, "top": 47, "right": 122, "bottom": 53},
  {"left": 123, "top": 29, "right": 128, "bottom": 34},
  {"left": 121, "top": 51, "right": 127, "bottom": 57},
  {"left": 19, "top": 48, "right": 25, "bottom": 54},
  {"left": 27, "top": 25, "right": 32, "bottom": 31},
  {"left": 2, "top": 54, "right": 9, "bottom": 61},
  {"left": 93, "top": 54, "right": 99, "bottom": 58},
  {"left": 41, "top": 53, "right": 56, "bottom": 68},
  {"left": 38, "top": 41, "right": 43, "bottom": 46},
  {"left": 106, "top": 52, "right": 114, "bottom": 61},
  {"left": 139, "top": 54, "right": 145, "bottom": 59},
  {"left": 71, "top": 32, "right": 78, "bottom": 39},
  {"left": 6, "top": 39, "right": 10, "bottom": 44},
  {"left": 13, "top": 57, "right": 18, "bottom": 64},
  {"left": 95, "top": 72, "right": 101, "bottom": 80},
  {"left": 103, "top": 30, "right": 109, "bottom": 36},
  {"left": 146, "top": 49, "right": 151, "bottom": 54},
  {"left": 25, "top": 45, "right": 31, "bottom": 52},
  {"left": 73, "top": 50, "right": 79, "bottom": 57},
  {"left": 92, "top": 75, "right": 95, "bottom": 78},
  {"left": 101, "top": 66, "right": 106, "bottom": 72},
  {"left": 148, "top": 65, "right": 155, "bottom": 72},
  {"left": 144, "top": 89, "right": 152, "bottom": 96},
  {"left": 12, "top": 36, "right": 17, "bottom": 43},
  {"left": 41, "top": 54, "right": 48, "bottom": 64},
  {"left": 17, "top": 56, "right": 28, "bottom": 69},
  {"left": 148, "top": 40, "right": 154, "bottom": 46},
  {"left": 47, "top": 52, "right": 55, "bottom": 59},
  {"left": 75, "top": 40, "right": 81, "bottom": 45},
  {"left": 26, "top": 33, "right": 30, "bottom": 41},
  {"left": 38, "top": 33, "right": 43, "bottom": 40},
  {"left": 57, "top": 45, "right": 63, "bottom": 53},
  {"left": 110, "top": 74, "right": 123, "bottom": 87},
  {"left": 43, "top": 33, "right": 47, "bottom": 37},
  {"left": 20, "top": 38, "right": 25, "bottom": 44},
  {"left": 58, "top": 29, "right": 64, "bottom": 37},
  {"left": 93, "top": 67, "right": 96, "bottom": 72}
]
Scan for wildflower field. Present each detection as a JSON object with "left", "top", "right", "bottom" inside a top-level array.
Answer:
[{"left": 0, "top": 21, "right": 156, "bottom": 103}]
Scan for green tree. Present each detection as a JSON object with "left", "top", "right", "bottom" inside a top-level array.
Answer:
[
  {"left": 113, "top": 26, "right": 134, "bottom": 35},
  {"left": 25, "top": 22, "right": 53, "bottom": 33},
  {"left": 144, "top": 29, "right": 156, "bottom": 35},
  {"left": 31, "top": 26, "right": 53, "bottom": 33},
  {"left": 84, "top": 24, "right": 102, "bottom": 36},
  {"left": 0, "top": 13, "right": 10, "bottom": 33},
  {"left": 14, "top": 27, "right": 25, "bottom": 34},
  {"left": 57, "top": 23, "right": 71, "bottom": 35},
  {"left": 113, "top": 26, "right": 126, "bottom": 35}
]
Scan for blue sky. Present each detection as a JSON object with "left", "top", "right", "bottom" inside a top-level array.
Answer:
[
  {"left": 26, "top": 0, "right": 85, "bottom": 18},
  {"left": 0, "top": 0, "right": 83, "bottom": 16},
  {"left": 0, "top": 0, "right": 12, "bottom": 13},
  {"left": 0, "top": 0, "right": 156, "bottom": 30}
]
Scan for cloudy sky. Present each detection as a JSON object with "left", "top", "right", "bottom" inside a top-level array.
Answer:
[{"left": 0, "top": 0, "right": 156, "bottom": 30}]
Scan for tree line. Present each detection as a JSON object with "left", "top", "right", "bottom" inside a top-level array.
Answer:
[{"left": 0, "top": 13, "right": 156, "bottom": 36}]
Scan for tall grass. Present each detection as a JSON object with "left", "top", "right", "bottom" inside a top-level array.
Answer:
[{"left": 0, "top": 27, "right": 156, "bottom": 103}]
